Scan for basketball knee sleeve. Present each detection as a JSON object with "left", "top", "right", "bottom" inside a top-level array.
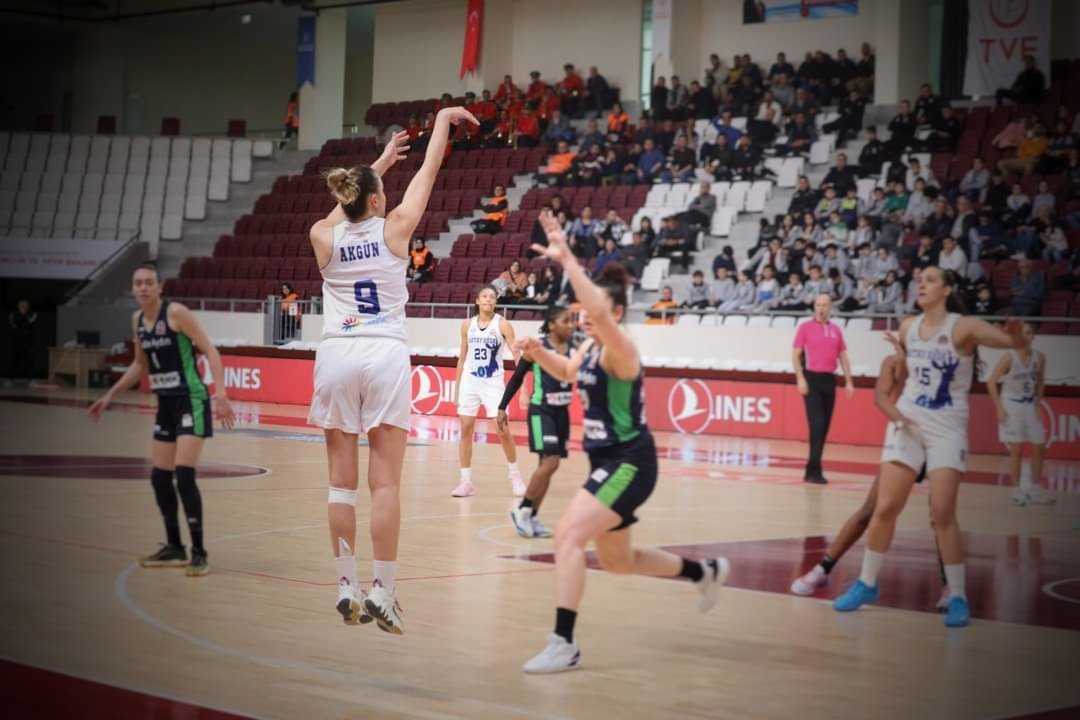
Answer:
[
  {"left": 175, "top": 465, "right": 204, "bottom": 551},
  {"left": 328, "top": 487, "right": 357, "bottom": 506},
  {"left": 150, "top": 467, "right": 181, "bottom": 546}
]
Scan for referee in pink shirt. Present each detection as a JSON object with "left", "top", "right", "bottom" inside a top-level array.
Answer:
[{"left": 792, "top": 294, "right": 855, "bottom": 484}]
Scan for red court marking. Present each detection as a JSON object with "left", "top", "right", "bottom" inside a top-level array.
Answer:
[
  {"left": 0, "top": 659, "right": 254, "bottom": 719},
  {"left": 0, "top": 455, "right": 267, "bottom": 480},
  {"left": 509, "top": 531, "right": 1080, "bottom": 632}
]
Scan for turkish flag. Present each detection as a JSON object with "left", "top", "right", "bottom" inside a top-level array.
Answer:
[{"left": 460, "top": 0, "right": 483, "bottom": 79}]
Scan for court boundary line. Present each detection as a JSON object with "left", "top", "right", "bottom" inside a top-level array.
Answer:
[{"left": 0, "top": 653, "right": 270, "bottom": 720}]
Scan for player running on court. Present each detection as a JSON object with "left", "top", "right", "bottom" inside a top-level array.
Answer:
[
  {"left": 516, "top": 211, "right": 728, "bottom": 674},
  {"left": 497, "top": 304, "right": 577, "bottom": 538},
  {"left": 89, "top": 263, "right": 236, "bottom": 577},
  {"left": 307, "top": 106, "right": 477, "bottom": 634}
]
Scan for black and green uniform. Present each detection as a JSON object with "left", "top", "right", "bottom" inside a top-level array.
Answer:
[
  {"left": 499, "top": 336, "right": 572, "bottom": 458},
  {"left": 577, "top": 341, "right": 656, "bottom": 530},
  {"left": 138, "top": 301, "right": 212, "bottom": 442}
]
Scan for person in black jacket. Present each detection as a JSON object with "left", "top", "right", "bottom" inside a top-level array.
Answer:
[
  {"left": 9, "top": 299, "right": 37, "bottom": 381},
  {"left": 584, "top": 66, "right": 610, "bottom": 117},
  {"left": 788, "top": 176, "right": 820, "bottom": 216},
  {"left": 820, "top": 153, "right": 858, "bottom": 196},
  {"left": 996, "top": 55, "right": 1045, "bottom": 106},
  {"left": 823, "top": 89, "right": 867, "bottom": 147},
  {"left": 887, "top": 100, "right": 917, "bottom": 159},
  {"left": 857, "top": 126, "right": 887, "bottom": 176},
  {"left": 914, "top": 84, "right": 943, "bottom": 126},
  {"left": 926, "top": 104, "right": 962, "bottom": 153}
]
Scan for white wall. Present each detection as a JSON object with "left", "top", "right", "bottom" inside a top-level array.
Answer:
[
  {"left": 372, "top": 0, "right": 468, "bottom": 103},
  {"left": 344, "top": 5, "right": 376, "bottom": 128},
  {"left": 194, "top": 311, "right": 265, "bottom": 346}
]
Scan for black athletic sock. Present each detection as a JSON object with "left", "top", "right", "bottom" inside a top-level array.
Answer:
[
  {"left": 678, "top": 558, "right": 705, "bottom": 582},
  {"left": 519, "top": 497, "right": 535, "bottom": 511},
  {"left": 150, "top": 467, "right": 182, "bottom": 547},
  {"left": 174, "top": 465, "right": 204, "bottom": 552},
  {"left": 820, "top": 554, "right": 837, "bottom": 574},
  {"left": 554, "top": 607, "right": 577, "bottom": 643}
]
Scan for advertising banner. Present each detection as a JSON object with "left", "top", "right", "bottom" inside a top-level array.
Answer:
[
  {"left": 743, "top": 0, "right": 858, "bottom": 25},
  {"left": 963, "top": 0, "right": 1051, "bottom": 97},
  {"left": 0, "top": 237, "right": 125, "bottom": 280}
]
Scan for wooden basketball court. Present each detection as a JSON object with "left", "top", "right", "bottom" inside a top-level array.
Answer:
[{"left": 1, "top": 389, "right": 1078, "bottom": 719}]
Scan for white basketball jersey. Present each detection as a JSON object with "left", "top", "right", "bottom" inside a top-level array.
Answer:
[
  {"left": 463, "top": 314, "right": 505, "bottom": 381},
  {"left": 899, "top": 313, "right": 975, "bottom": 414},
  {"left": 1000, "top": 350, "right": 1040, "bottom": 404},
  {"left": 320, "top": 218, "right": 407, "bottom": 341}
]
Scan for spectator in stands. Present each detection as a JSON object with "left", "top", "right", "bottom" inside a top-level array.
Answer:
[
  {"left": 1014, "top": 204, "right": 1056, "bottom": 258},
  {"left": 829, "top": 48, "right": 856, "bottom": 99},
  {"left": 905, "top": 157, "right": 937, "bottom": 192},
  {"left": 821, "top": 153, "right": 858, "bottom": 195},
  {"left": 1003, "top": 258, "right": 1045, "bottom": 316},
  {"left": 996, "top": 55, "right": 1045, "bottom": 106},
  {"left": 526, "top": 71, "right": 547, "bottom": 103},
  {"left": 543, "top": 109, "right": 575, "bottom": 149},
  {"left": 638, "top": 216, "right": 657, "bottom": 248},
  {"left": 720, "top": 55, "right": 743, "bottom": 99},
  {"left": 959, "top": 157, "right": 990, "bottom": 201},
  {"left": 914, "top": 83, "right": 943, "bottom": 126},
  {"left": 408, "top": 238, "right": 435, "bottom": 284},
  {"left": 992, "top": 116, "right": 1028, "bottom": 151},
  {"left": 1039, "top": 210, "right": 1069, "bottom": 261},
  {"left": 826, "top": 268, "right": 855, "bottom": 309},
  {"left": 274, "top": 283, "right": 300, "bottom": 339},
  {"left": 606, "top": 102, "right": 631, "bottom": 142},
  {"left": 851, "top": 215, "right": 876, "bottom": 250},
  {"left": 576, "top": 119, "right": 603, "bottom": 154},
  {"left": 719, "top": 270, "right": 756, "bottom": 312},
  {"left": 732, "top": 74, "right": 760, "bottom": 116},
  {"left": 887, "top": 100, "right": 917, "bottom": 158},
  {"left": 1004, "top": 182, "right": 1032, "bottom": 227},
  {"left": 283, "top": 92, "right": 300, "bottom": 144},
  {"left": 474, "top": 90, "right": 498, "bottom": 132},
  {"left": 538, "top": 86, "right": 562, "bottom": 129},
  {"left": 687, "top": 80, "right": 716, "bottom": 120},
  {"left": 496, "top": 260, "right": 529, "bottom": 301},
  {"left": 868, "top": 271, "right": 903, "bottom": 314},
  {"left": 864, "top": 188, "right": 888, "bottom": 228},
  {"left": 634, "top": 138, "right": 666, "bottom": 184},
  {"left": 776, "top": 271, "right": 806, "bottom": 310},
  {"left": 712, "top": 244, "right": 737, "bottom": 275},
  {"left": 753, "top": 237, "right": 788, "bottom": 280},
  {"left": 654, "top": 216, "right": 692, "bottom": 271},
  {"left": 708, "top": 111, "right": 742, "bottom": 149},
  {"left": 824, "top": 89, "right": 867, "bottom": 147},
  {"left": 971, "top": 282, "right": 995, "bottom": 315},
  {"left": 788, "top": 176, "right": 820, "bottom": 217},
  {"left": 494, "top": 75, "right": 518, "bottom": 106},
  {"left": 850, "top": 242, "right": 875, "bottom": 279},
  {"left": 920, "top": 199, "right": 953, "bottom": 242},
  {"left": 815, "top": 187, "right": 840, "bottom": 225},
  {"left": 652, "top": 77, "right": 669, "bottom": 120},
  {"left": 684, "top": 181, "right": 716, "bottom": 230},
  {"left": 8, "top": 299, "right": 37, "bottom": 381},
  {"left": 732, "top": 134, "right": 762, "bottom": 179},
  {"left": 594, "top": 237, "right": 624, "bottom": 275},
  {"left": 800, "top": 213, "right": 824, "bottom": 247},
  {"left": 537, "top": 140, "right": 575, "bottom": 186},
  {"left": 741, "top": 53, "right": 762, "bottom": 88},
  {"left": 569, "top": 206, "right": 601, "bottom": 258},
  {"left": 557, "top": 64, "right": 585, "bottom": 117},
  {"left": 1053, "top": 250, "right": 1080, "bottom": 291},
  {"left": 983, "top": 170, "right": 1010, "bottom": 214},
  {"left": 549, "top": 194, "right": 571, "bottom": 221},
  {"left": 950, "top": 195, "right": 978, "bottom": 248},
  {"left": 821, "top": 241, "right": 851, "bottom": 277},
  {"left": 769, "top": 72, "right": 792, "bottom": 108},
  {"left": 471, "top": 184, "right": 508, "bottom": 234},
  {"left": 655, "top": 118, "right": 678, "bottom": 152},
  {"left": 998, "top": 123, "right": 1049, "bottom": 176},
  {"left": 596, "top": 208, "right": 629, "bottom": 245},
  {"left": 849, "top": 42, "right": 875, "bottom": 97},
  {"left": 769, "top": 52, "right": 795, "bottom": 82},
  {"left": 705, "top": 53, "right": 723, "bottom": 97},
  {"left": 433, "top": 92, "right": 455, "bottom": 113},
  {"left": 661, "top": 134, "right": 697, "bottom": 183},
  {"left": 680, "top": 270, "right": 711, "bottom": 310},
  {"left": 871, "top": 245, "right": 900, "bottom": 282},
  {"left": 938, "top": 235, "right": 968, "bottom": 279},
  {"left": 1042, "top": 120, "right": 1076, "bottom": 173},
  {"left": 711, "top": 265, "right": 737, "bottom": 306},
  {"left": 570, "top": 142, "right": 605, "bottom": 187},
  {"left": 623, "top": 232, "right": 650, "bottom": 281},
  {"left": 851, "top": 126, "right": 885, "bottom": 177},
  {"left": 908, "top": 233, "right": 939, "bottom": 269},
  {"left": 753, "top": 266, "right": 780, "bottom": 310},
  {"left": 513, "top": 105, "right": 541, "bottom": 148},
  {"left": 532, "top": 267, "right": 559, "bottom": 305},
  {"left": 926, "top": 104, "right": 961, "bottom": 153},
  {"left": 647, "top": 286, "right": 679, "bottom": 324},
  {"left": 801, "top": 265, "right": 829, "bottom": 306},
  {"left": 583, "top": 66, "right": 610, "bottom": 117},
  {"left": 700, "top": 133, "right": 734, "bottom": 180},
  {"left": 789, "top": 87, "right": 821, "bottom": 124},
  {"left": 971, "top": 209, "right": 1009, "bottom": 259}
]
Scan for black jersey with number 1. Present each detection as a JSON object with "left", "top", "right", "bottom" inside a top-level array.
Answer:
[{"left": 138, "top": 301, "right": 208, "bottom": 400}]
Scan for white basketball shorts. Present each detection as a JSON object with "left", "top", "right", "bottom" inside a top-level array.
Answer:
[
  {"left": 998, "top": 400, "right": 1046, "bottom": 445},
  {"left": 308, "top": 336, "right": 411, "bottom": 434},
  {"left": 881, "top": 403, "right": 968, "bottom": 474},
  {"left": 456, "top": 375, "right": 504, "bottom": 418}
]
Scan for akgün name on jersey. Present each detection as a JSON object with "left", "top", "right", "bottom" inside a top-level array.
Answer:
[{"left": 339, "top": 241, "right": 381, "bottom": 264}]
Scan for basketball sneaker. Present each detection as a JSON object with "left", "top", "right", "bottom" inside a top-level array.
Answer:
[
  {"left": 140, "top": 544, "right": 188, "bottom": 568},
  {"left": 790, "top": 565, "right": 829, "bottom": 596},
  {"left": 364, "top": 580, "right": 404, "bottom": 635},
  {"left": 1024, "top": 487, "right": 1056, "bottom": 505},
  {"left": 696, "top": 558, "right": 730, "bottom": 612},
  {"left": 186, "top": 548, "right": 210, "bottom": 577},
  {"left": 510, "top": 469, "right": 527, "bottom": 498},
  {"left": 944, "top": 596, "right": 970, "bottom": 627},
  {"left": 833, "top": 579, "right": 879, "bottom": 612},
  {"left": 510, "top": 506, "right": 536, "bottom": 538},
  {"left": 522, "top": 634, "right": 582, "bottom": 674},
  {"left": 530, "top": 516, "right": 554, "bottom": 539},
  {"left": 451, "top": 479, "right": 475, "bottom": 497},
  {"left": 1011, "top": 487, "right": 1029, "bottom": 506},
  {"left": 335, "top": 582, "right": 373, "bottom": 626}
]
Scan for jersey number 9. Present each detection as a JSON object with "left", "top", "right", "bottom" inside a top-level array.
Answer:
[{"left": 353, "top": 280, "right": 381, "bottom": 315}]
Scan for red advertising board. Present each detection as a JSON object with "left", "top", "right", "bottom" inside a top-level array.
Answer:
[{"left": 144, "top": 354, "right": 1080, "bottom": 460}]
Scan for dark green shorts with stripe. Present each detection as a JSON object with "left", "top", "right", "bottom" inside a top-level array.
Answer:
[
  {"left": 154, "top": 394, "right": 213, "bottom": 442},
  {"left": 583, "top": 431, "right": 657, "bottom": 531},
  {"left": 528, "top": 405, "right": 570, "bottom": 458}
]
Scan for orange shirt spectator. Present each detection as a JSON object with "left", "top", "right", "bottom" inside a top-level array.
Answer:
[
  {"left": 607, "top": 105, "right": 630, "bottom": 135},
  {"left": 1016, "top": 134, "right": 1049, "bottom": 159},
  {"left": 646, "top": 296, "right": 678, "bottom": 325},
  {"left": 544, "top": 141, "right": 576, "bottom": 175}
]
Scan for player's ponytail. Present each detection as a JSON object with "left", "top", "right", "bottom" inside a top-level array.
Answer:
[
  {"left": 941, "top": 268, "right": 969, "bottom": 315},
  {"left": 325, "top": 165, "right": 380, "bottom": 221}
]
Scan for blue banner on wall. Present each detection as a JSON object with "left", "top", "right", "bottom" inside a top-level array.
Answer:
[{"left": 297, "top": 16, "right": 316, "bottom": 86}]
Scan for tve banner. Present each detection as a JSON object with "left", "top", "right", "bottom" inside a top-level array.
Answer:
[
  {"left": 963, "top": 0, "right": 1051, "bottom": 98},
  {"left": 0, "top": 237, "right": 125, "bottom": 279}
]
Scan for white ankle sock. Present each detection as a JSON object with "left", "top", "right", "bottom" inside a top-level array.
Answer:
[
  {"left": 859, "top": 549, "right": 884, "bottom": 587},
  {"left": 508, "top": 462, "right": 521, "bottom": 477},
  {"left": 460, "top": 467, "right": 472, "bottom": 483},
  {"left": 1019, "top": 462, "right": 1033, "bottom": 490},
  {"left": 335, "top": 554, "right": 357, "bottom": 589},
  {"left": 373, "top": 560, "right": 396, "bottom": 593},
  {"left": 944, "top": 563, "right": 966, "bottom": 599}
]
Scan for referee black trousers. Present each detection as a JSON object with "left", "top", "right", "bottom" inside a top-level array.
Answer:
[{"left": 803, "top": 371, "right": 837, "bottom": 479}]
